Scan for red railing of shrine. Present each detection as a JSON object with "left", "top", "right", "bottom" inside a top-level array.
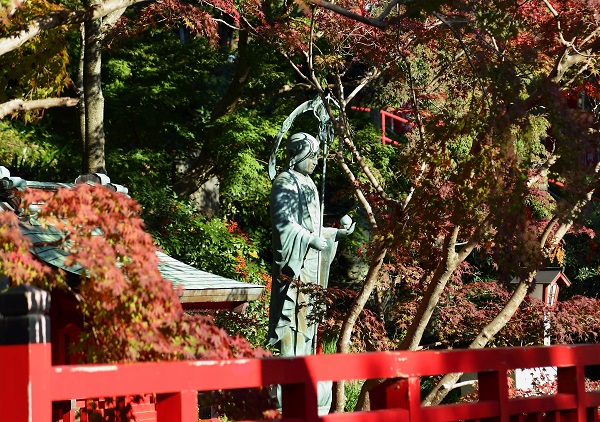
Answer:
[
  {"left": 3, "top": 341, "right": 600, "bottom": 421},
  {"left": 2, "top": 285, "right": 600, "bottom": 422},
  {"left": 380, "top": 109, "right": 411, "bottom": 146},
  {"left": 349, "top": 106, "right": 412, "bottom": 146}
]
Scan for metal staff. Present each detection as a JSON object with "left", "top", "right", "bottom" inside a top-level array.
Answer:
[
  {"left": 312, "top": 96, "right": 337, "bottom": 355},
  {"left": 314, "top": 96, "right": 335, "bottom": 245}
]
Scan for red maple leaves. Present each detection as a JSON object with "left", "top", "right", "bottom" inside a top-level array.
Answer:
[{"left": 0, "top": 184, "right": 267, "bottom": 363}]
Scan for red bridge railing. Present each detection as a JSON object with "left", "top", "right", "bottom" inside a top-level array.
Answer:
[{"left": 1, "top": 285, "right": 600, "bottom": 421}]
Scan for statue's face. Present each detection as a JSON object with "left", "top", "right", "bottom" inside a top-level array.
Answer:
[{"left": 294, "top": 151, "right": 318, "bottom": 175}]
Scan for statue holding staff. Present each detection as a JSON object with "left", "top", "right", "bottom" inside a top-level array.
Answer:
[{"left": 268, "top": 126, "right": 354, "bottom": 413}]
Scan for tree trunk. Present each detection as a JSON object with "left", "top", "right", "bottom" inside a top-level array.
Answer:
[
  {"left": 78, "top": 23, "right": 87, "bottom": 173},
  {"left": 421, "top": 272, "right": 535, "bottom": 406},
  {"left": 399, "top": 230, "right": 460, "bottom": 351},
  {"left": 333, "top": 242, "right": 387, "bottom": 412},
  {"left": 353, "top": 225, "right": 483, "bottom": 411},
  {"left": 400, "top": 225, "right": 483, "bottom": 351},
  {"left": 210, "top": 30, "right": 251, "bottom": 123},
  {"left": 82, "top": 0, "right": 106, "bottom": 174}
]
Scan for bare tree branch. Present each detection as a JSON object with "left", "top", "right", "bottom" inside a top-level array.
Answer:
[
  {"left": 308, "top": 0, "right": 389, "bottom": 29},
  {"left": 100, "top": 7, "right": 127, "bottom": 35},
  {"left": 0, "top": 97, "right": 78, "bottom": 119},
  {"left": 0, "top": 0, "right": 150, "bottom": 56},
  {"left": 346, "top": 67, "right": 381, "bottom": 105}
]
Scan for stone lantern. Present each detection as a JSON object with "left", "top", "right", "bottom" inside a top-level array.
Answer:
[
  {"left": 514, "top": 267, "right": 571, "bottom": 309},
  {"left": 511, "top": 267, "right": 572, "bottom": 392}
]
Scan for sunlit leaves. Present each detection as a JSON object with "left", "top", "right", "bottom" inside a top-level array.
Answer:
[
  {"left": 0, "top": 0, "right": 70, "bottom": 122},
  {"left": 0, "top": 210, "right": 53, "bottom": 288},
  {"left": 14, "top": 184, "right": 267, "bottom": 363}
]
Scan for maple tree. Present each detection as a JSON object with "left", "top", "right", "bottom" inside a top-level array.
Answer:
[
  {"left": 1, "top": 184, "right": 268, "bottom": 363},
  {"left": 237, "top": 0, "right": 600, "bottom": 410},
  {"left": 0, "top": 182, "right": 278, "bottom": 420},
  {"left": 394, "top": 279, "right": 600, "bottom": 349}
]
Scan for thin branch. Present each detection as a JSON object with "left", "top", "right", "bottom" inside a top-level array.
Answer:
[
  {"left": 210, "top": 18, "right": 239, "bottom": 31},
  {"left": 553, "top": 187, "right": 597, "bottom": 243},
  {"left": 456, "top": 221, "right": 489, "bottom": 263},
  {"left": 527, "top": 154, "right": 559, "bottom": 188},
  {"left": 540, "top": 0, "right": 569, "bottom": 46},
  {"left": 376, "top": 0, "right": 402, "bottom": 22},
  {"left": 580, "top": 26, "right": 600, "bottom": 47},
  {"left": 99, "top": 6, "right": 127, "bottom": 35},
  {"left": 402, "top": 162, "right": 426, "bottom": 212},
  {"left": 346, "top": 67, "right": 381, "bottom": 105}
]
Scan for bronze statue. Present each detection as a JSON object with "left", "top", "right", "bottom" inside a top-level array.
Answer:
[{"left": 268, "top": 131, "right": 354, "bottom": 414}]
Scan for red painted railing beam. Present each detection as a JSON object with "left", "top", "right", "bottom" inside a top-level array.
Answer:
[
  {"left": 40, "top": 344, "right": 600, "bottom": 422},
  {"left": 3, "top": 287, "right": 600, "bottom": 421},
  {"left": 510, "top": 394, "right": 577, "bottom": 415},
  {"left": 0, "top": 343, "right": 53, "bottom": 422},
  {"left": 6, "top": 347, "right": 600, "bottom": 422},
  {"left": 380, "top": 110, "right": 410, "bottom": 124},
  {"left": 420, "top": 400, "right": 498, "bottom": 421}
]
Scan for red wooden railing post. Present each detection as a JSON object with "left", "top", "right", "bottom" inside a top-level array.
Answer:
[
  {"left": 380, "top": 110, "right": 387, "bottom": 144},
  {"left": 156, "top": 390, "right": 198, "bottom": 422},
  {"left": 0, "top": 285, "right": 52, "bottom": 422},
  {"left": 478, "top": 369, "right": 509, "bottom": 422},
  {"left": 557, "top": 365, "right": 589, "bottom": 421},
  {"left": 281, "top": 381, "right": 319, "bottom": 421},
  {"left": 369, "top": 376, "right": 419, "bottom": 419},
  {"left": 370, "top": 378, "right": 409, "bottom": 410}
]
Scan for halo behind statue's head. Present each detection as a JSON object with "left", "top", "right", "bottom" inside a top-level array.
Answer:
[
  {"left": 268, "top": 95, "right": 336, "bottom": 181},
  {"left": 286, "top": 132, "right": 319, "bottom": 170}
]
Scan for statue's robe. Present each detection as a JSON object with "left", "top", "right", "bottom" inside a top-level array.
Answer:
[{"left": 267, "top": 169, "right": 338, "bottom": 356}]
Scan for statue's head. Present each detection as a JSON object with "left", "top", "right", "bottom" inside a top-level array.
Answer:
[{"left": 286, "top": 132, "right": 320, "bottom": 174}]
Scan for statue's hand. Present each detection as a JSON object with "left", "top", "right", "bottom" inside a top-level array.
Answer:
[
  {"left": 335, "top": 222, "right": 356, "bottom": 240},
  {"left": 309, "top": 236, "right": 328, "bottom": 251}
]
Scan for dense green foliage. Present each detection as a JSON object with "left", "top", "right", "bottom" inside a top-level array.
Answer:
[
  {"left": 0, "top": 120, "right": 79, "bottom": 181},
  {"left": 103, "top": 30, "right": 223, "bottom": 149}
]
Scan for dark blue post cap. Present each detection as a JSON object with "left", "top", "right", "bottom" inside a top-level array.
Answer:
[
  {"left": 0, "top": 285, "right": 51, "bottom": 345},
  {"left": 0, "top": 284, "right": 50, "bottom": 316}
]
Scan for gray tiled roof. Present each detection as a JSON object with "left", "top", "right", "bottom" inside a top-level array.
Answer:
[
  {"left": 21, "top": 219, "right": 84, "bottom": 274},
  {"left": 157, "top": 251, "right": 264, "bottom": 303},
  {"left": 510, "top": 267, "right": 571, "bottom": 286},
  {"left": 24, "top": 181, "right": 74, "bottom": 190},
  {"left": 20, "top": 221, "right": 264, "bottom": 304},
  {"left": 8, "top": 179, "right": 264, "bottom": 305}
]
